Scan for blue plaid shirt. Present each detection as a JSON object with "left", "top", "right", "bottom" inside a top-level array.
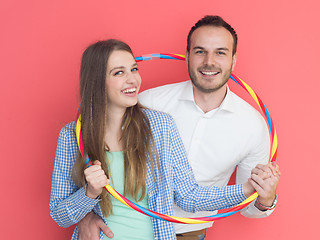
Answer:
[{"left": 50, "top": 109, "right": 246, "bottom": 239}]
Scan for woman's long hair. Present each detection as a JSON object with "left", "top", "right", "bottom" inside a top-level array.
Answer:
[{"left": 72, "top": 39, "right": 156, "bottom": 217}]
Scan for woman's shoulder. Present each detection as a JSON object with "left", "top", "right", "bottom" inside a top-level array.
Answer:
[
  {"left": 142, "top": 108, "right": 174, "bottom": 124},
  {"left": 58, "top": 121, "right": 77, "bottom": 141}
]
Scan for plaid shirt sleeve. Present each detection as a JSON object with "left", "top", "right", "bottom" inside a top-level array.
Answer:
[
  {"left": 166, "top": 115, "right": 247, "bottom": 212},
  {"left": 49, "top": 122, "right": 100, "bottom": 228}
]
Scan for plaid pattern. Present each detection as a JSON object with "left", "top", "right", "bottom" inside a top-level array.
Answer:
[{"left": 50, "top": 109, "right": 246, "bottom": 240}]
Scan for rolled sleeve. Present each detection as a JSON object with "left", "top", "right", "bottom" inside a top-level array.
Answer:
[{"left": 241, "top": 199, "right": 275, "bottom": 218}]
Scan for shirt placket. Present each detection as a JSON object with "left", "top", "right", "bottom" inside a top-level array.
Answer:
[{"left": 188, "top": 115, "right": 207, "bottom": 165}]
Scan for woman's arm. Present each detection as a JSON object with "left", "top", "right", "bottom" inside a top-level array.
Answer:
[
  {"left": 168, "top": 117, "right": 251, "bottom": 212},
  {"left": 49, "top": 125, "right": 100, "bottom": 228}
]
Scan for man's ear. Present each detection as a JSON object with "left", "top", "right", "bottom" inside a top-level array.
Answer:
[
  {"left": 231, "top": 53, "right": 237, "bottom": 71},
  {"left": 185, "top": 51, "right": 189, "bottom": 66}
]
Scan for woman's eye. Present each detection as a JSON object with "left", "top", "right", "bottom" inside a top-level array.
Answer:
[
  {"left": 132, "top": 67, "right": 139, "bottom": 72},
  {"left": 114, "top": 71, "right": 123, "bottom": 76}
]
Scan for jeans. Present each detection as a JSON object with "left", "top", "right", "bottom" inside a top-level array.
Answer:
[{"left": 176, "top": 229, "right": 207, "bottom": 240}]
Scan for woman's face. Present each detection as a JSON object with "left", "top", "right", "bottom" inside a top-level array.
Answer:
[{"left": 105, "top": 50, "right": 141, "bottom": 112}]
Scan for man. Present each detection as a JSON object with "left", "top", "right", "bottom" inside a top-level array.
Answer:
[{"left": 78, "top": 15, "right": 279, "bottom": 240}]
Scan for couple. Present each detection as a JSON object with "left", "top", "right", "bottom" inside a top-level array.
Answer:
[{"left": 50, "top": 16, "right": 280, "bottom": 240}]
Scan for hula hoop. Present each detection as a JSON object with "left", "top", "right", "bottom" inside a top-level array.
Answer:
[{"left": 76, "top": 53, "right": 277, "bottom": 224}]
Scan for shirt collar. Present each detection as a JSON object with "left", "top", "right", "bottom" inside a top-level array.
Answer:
[
  {"left": 178, "top": 81, "right": 236, "bottom": 113},
  {"left": 178, "top": 80, "right": 194, "bottom": 101},
  {"left": 219, "top": 86, "right": 236, "bottom": 113}
]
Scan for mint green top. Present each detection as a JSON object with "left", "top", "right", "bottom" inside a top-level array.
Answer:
[{"left": 103, "top": 151, "right": 154, "bottom": 240}]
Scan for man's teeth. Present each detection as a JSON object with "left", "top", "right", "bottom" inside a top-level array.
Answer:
[
  {"left": 122, "top": 88, "right": 136, "bottom": 93},
  {"left": 201, "top": 71, "right": 219, "bottom": 76}
]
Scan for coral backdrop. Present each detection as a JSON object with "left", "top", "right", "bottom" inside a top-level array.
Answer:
[{"left": 1, "top": 0, "right": 319, "bottom": 239}]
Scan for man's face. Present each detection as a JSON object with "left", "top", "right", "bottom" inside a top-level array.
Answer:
[{"left": 187, "top": 26, "right": 236, "bottom": 93}]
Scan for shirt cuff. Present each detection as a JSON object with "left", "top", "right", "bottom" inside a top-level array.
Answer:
[
  {"left": 224, "top": 184, "right": 247, "bottom": 206},
  {"left": 75, "top": 186, "right": 101, "bottom": 207},
  {"left": 67, "top": 187, "right": 101, "bottom": 222},
  {"left": 241, "top": 199, "right": 275, "bottom": 218}
]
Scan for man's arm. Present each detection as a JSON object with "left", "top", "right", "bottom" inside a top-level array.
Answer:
[
  {"left": 78, "top": 211, "right": 114, "bottom": 240},
  {"left": 237, "top": 111, "right": 280, "bottom": 217}
]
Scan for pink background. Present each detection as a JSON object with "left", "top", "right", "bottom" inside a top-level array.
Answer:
[{"left": 1, "top": 0, "right": 319, "bottom": 239}]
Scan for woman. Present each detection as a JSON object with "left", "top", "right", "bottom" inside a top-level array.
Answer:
[{"left": 50, "top": 39, "right": 260, "bottom": 239}]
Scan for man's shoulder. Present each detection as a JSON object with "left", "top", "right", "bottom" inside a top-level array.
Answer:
[
  {"left": 140, "top": 81, "right": 190, "bottom": 99},
  {"left": 230, "top": 90, "right": 262, "bottom": 115},
  {"left": 228, "top": 90, "right": 268, "bottom": 130},
  {"left": 139, "top": 80, "right": 191, "bottom": 110}
]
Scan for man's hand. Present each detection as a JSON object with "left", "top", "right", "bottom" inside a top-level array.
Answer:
[
  {"left": 78, "top": 211, "right": 114, "bottom": 239},
  {"left": 249, "top": 163, "right": 280, "bottom": 209}
]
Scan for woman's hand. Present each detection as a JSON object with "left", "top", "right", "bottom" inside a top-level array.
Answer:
[
  {"left": 243, "top": 181, "right": 255, "bottom": 198},
  {"left": 84, "top": 160, "right": 110, "bottom": 199}
]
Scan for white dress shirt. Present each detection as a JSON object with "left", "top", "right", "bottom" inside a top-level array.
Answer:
[{"left": 139, "top": 80, "right": 274, "bottom": 234}]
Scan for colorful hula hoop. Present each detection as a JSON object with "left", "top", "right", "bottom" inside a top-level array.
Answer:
[{"left": 76, "top": 53, "right": 278, "bottom": 224}]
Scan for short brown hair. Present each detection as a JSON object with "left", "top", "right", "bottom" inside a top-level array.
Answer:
[{"left": 187, "top": 15, "right": 238, "bottom": 55}]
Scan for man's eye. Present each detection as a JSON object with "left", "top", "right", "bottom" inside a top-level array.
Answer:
[
  {"left": 217, "top": 51, "right": 226, "bottom": 55},
  {"left": 196, "top": 50, "right": 204, "bottom": 54}
]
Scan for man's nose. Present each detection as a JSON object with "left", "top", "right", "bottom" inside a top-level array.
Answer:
[{"left": 204, "top": 52, "right": 216, "bottom": 66}]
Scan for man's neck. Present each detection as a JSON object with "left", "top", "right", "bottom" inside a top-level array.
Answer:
[{"left": 193, "top": 84, "right": 227, "bottom": 113}]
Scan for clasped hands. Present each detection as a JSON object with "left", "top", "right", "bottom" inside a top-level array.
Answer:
[{"left": 246, "top": 163, "right": 280, "bottom": 209}]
